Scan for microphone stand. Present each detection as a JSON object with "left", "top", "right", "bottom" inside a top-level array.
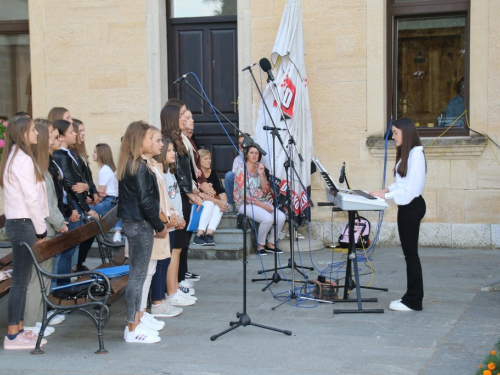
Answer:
[
  {"left": 245, "top": 68, "right": 326, "bottom": 308},
  {"left": 244, "top": 68, "right": 313, "bottom": 292},
  {"left": 175, "top": 76, "right": 291, "bottom": 340}
]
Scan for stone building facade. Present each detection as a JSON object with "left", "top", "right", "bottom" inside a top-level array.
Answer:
[{"left": 8, "top": 0, "right": 500, "bottom": 247}]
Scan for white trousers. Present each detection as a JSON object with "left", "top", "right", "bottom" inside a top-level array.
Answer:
[
  {"left": 238, "top": 202, "right": 286, "bottom": 246},
  {"left": 140, "top": 259, "right": 158, "bottom": 311},
  {"left": 198, "top": 201, "right": 223, "bottom": 232}
]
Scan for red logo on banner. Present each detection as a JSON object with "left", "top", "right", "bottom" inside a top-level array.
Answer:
[
  {"left": 272, "top": 74, "right": 296, "bottom": 120},
  {"left": 300, "top": 191, "right": 309, "bottom": 212},
  {"left": 291, "top": 190, "right": 300, "bottom": 215},
  {"left": 279, "top": 179, "right": 289, "bottom": 195}
]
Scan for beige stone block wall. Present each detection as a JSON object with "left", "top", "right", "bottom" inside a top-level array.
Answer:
[{"left": 29, "top": 0, "right": 149, "bottom": 179}]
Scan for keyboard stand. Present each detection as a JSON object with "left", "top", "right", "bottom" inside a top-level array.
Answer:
[{"left": 333, "top": 211, "right": 385, "bottom": 314}]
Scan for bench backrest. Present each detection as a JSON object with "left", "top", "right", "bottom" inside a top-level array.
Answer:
[{"left": 34, "top": 206, "right": 119, "bottom": 262}]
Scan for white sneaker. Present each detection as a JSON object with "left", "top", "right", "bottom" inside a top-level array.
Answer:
[
  {"left": 113, "top": 232, "right": 122, "bottom": 243},
  {"left": 151, "top": 300, "right": 183, "bottom": 318},
  {"left": 179, "top": 279, "right": 194, "bottom": 288},
  {"left": 167, "top": 292, "right": 196, "bottom": 306},
  {"left": 47, "top": 311, "right": 65, "bottom": 325},
  {"left": 124, "top": 324, "right": 161, "bottom": 344},
  {"left": 178, "top": 288, "right": 197, "bottom": 301},
  {"left": 142, "top": 313, "right": 165, "bottom": 330},
  {"left": 178, "top": 284, "right": 195, "bottom": 296},
  {"left": 140, "top": 314, "right": 164, "bottom": 332},
  {"left": 389, "top": 301, "right": 415, "bottom": 312},
  {"left": 23, "top": 323, "right": 55, "bottom": 337},
  {"left": 389, "top": 299, "right": 402, "bottom": 306}
]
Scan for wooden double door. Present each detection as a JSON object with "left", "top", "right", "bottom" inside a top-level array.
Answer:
[{"left": 169, "top": 16, "right": 238, "bottom": 176}]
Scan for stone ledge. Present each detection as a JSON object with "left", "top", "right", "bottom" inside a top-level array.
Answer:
[{"left": 366, "top": 135, "right": 488, "bottom": 159}]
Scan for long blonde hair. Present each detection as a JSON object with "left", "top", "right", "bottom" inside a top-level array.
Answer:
[
  {"left": 0, "top": 115, "right": 44, "bottom": 187},
  {"left": 116, "top": 121, "right": 151, "bottom": 180}
]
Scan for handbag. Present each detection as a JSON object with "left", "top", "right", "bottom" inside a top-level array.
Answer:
[{"left": 51, "top": 279, "right": 109, "bottom": 300}]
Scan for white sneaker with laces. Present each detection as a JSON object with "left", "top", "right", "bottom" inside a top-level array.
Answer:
[
  {"left": 47, "top": 311, "right": 65, "bottom": 325},
  {"left": 178, "top": 284, "right": 195, "bottom": 296},
  {"left": 179, "top": 279, "right": 194, "bottom": 288},
  {"left": 23, "top": 322, "right": 55, "bottom": 337},
  {"left": 113, "top": 232, "right": 122, "bottom": 243},
  {"left": 124, "top": 324, "right": 161, "bottom": 343},
  {"left": 151, "top": 300, "right": 183, "bottom": 318},
  {"left": 140, "top": 314, "right": 164, "bottom": 331},
  {"left": 178, "top": 288, "right": 197, "bottom": 300},
  {"left": 167, "top": 292, "right": 196, "bottom": 306},
  {"left": 142, "top": 312, "right": 165, "bottom": 330}
]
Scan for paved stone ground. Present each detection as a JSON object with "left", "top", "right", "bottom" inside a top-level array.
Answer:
[{"left": 0, "top": 246, "right": 499, "bottom": 375}]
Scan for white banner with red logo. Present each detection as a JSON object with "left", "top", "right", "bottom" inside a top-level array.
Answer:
[{"left": 254, "top": 0, "right": 313, "bottom": 226}]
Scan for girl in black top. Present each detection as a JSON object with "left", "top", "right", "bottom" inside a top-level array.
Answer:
[{"left": 192, "top": 149, "right": 228, "bottom": 246}]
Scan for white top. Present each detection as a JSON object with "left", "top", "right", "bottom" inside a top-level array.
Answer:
[
  {"left": 385, "top": 146, "right": 426, "bottom": 206},
  {"left": 98, "top": 165, "right": 118, "bottom": 197},
  {"left": 3, "top": 147, "right": 49, "bottom": 234},
  {"left": 165, "top": 170, "right": 183, "bottom": 219}
]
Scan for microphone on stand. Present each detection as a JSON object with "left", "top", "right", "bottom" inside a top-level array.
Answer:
[
  {"left": 263, "top": 126, "right": 286, "bottom": 131},
  {"left": 242, "top": 63, "right": 257, "bottom": 72},
  {"left": 173, "top": 73, "right": 191, "bottom": 85},
  {"left": 259, "top": 58, "right": 275, "bottom": 82},
  {"left": 339, "top": 162, "right": 346, "bottom": 184}
]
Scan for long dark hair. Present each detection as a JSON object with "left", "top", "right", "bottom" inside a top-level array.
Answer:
[
  {"left": 393, "top": 117, "right": 425, "bottom": 177},
  {"left": 157, "top": 137, "right": 175, "bottom": 174},
  {"left": 160, "top": 105, "right": 187, "bottom": 156}
]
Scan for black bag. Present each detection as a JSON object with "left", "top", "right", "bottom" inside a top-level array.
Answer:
[
  {"left": 52, "top": 280, "right": 109, "bottom": 300},
  {"left": 338, "top": 215, "right": 371, "bottom": 249}
]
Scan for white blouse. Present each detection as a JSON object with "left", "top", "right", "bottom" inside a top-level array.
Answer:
[{"left": 385, "top": 146, "right": 426, "bottom": 206}]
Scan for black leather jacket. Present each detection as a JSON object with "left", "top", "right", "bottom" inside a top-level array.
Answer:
[
  {"left": 53, "top": 149, "right": 90, "bottom": 213},
  {"left": 117, "top": 158, "right": 165, "bottom": 232},
  {"left": 48, "top": 156, "right": 73, "bottom": 218},
  {"left": 78, "top": 155, "right": 98, "bottom": 196},
  {"left": 175, "top": 150, "right": 196, "bottom": 195}
]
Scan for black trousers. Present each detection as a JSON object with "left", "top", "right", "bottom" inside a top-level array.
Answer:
[{"left": 397, "top": 195, "right": 426, "bottom": 311}]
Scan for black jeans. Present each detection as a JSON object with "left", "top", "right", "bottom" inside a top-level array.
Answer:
[
  {"left": 397, "top": 195, "right": 426, "bottom": 311},
  {"left": 5, "top": 219, "right": 36, "bottom": 326}
]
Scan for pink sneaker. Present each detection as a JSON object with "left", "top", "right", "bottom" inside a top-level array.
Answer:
[{"left": 4, "top": 331, "right": 47, "bottom": 350}]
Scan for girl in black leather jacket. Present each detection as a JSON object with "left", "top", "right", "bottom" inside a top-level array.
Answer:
[
  {"left": 52, "top": 119, "right": 98, "bottom": 285},
  {"left": 117, "top": 121, "right": 168, "bottom": 343}
]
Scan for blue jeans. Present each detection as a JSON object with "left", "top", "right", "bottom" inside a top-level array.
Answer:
[
  {"left": 91, "top": 197, "right": 122, "bottom": 231},
  {"left": 123, "top": 219, "right": 154, "bottom": 323},
  {"left": 225, "top": 171, "right": 235, "bottom": 204},
  {"left": 57, "top": 197, "right": 84, "bottom": 286},
  {"left": 151, "top": 231, "right": 174, "bottom": 301},
  {"left": 5, "top": 219, "right": 36, "bottom": 326}
]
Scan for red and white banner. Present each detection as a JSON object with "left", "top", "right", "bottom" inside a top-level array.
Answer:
[{"left": 254, "top": 0, "right": 313, "bottom": 226}]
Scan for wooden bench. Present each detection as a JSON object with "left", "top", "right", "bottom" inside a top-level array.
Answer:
[{"left": 2, "top": 207, "right": 129, "bottom": 354}]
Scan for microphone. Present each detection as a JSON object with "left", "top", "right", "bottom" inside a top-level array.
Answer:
[
  {"left": 339, "top": 162, "right": 346, "bottom": 184},
  {"left": 242, "top": 63, "right": 257, "bottom": 72},
  {"left": 263, "top": 126, "right": 285, "bottom": 131},
  {"left": 259, "top": 58, "right": 274, "bottom": 82},
  {"left": 173, "top": 73, "right": 190, "bottom": 85}
]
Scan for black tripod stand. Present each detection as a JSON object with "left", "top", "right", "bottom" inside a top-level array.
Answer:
[
  {"left": 244, "top": 64, "right": 313, "bottom": 292},
  {"left": 211, "top": 154, "right": 291, "bottom": 339},
  {"left": 172, "top": 71, "right": 291, "bottom": 340}
]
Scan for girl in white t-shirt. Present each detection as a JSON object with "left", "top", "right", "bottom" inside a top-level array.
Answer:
[{"left": 91, "top": 143, "right": 122, "bottom": 241}]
